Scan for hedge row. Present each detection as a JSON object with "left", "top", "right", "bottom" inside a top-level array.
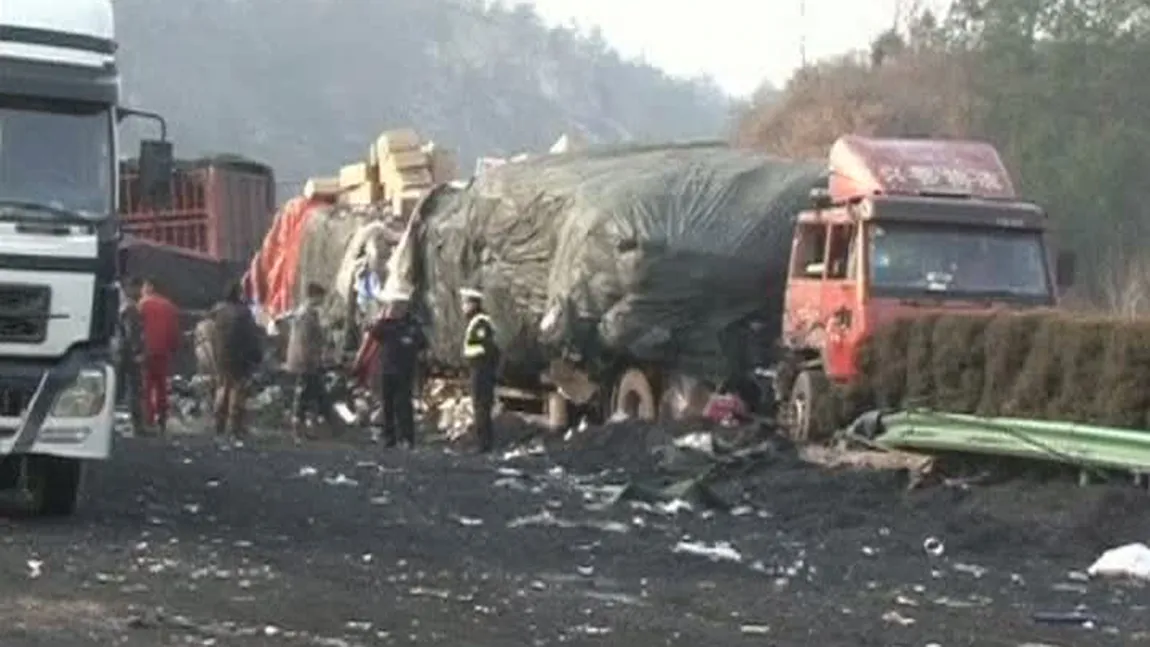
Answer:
[{"left": 837, "top": 312, "right": 1150, "bottom": 430}]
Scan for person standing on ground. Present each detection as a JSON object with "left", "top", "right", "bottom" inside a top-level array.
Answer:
[
  {"left": 460, "top": 288, "right": 499, "bottom": 453},
  {"left": 286, "top": 283, "right": 331, "bottom": 438},
  {"left": 369, "top": 292, "right": 424, "bottom": 448},
  {"left": 138, "top": 278, "right": 180, "bottom": 435},
  {"left": 210, "top": 281, "right": 263, "bottom": 439},
  {"left": 117, "top": 277, "right": 146, "bottom": 434}
]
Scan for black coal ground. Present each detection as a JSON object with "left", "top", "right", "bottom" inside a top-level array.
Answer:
[{"left": 0, "top": 423, "right": 1148, "bottom": 647}]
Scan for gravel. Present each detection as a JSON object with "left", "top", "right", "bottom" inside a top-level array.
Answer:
[{"left": 1, "top": 424, "right": 1148, "bottom": 646}]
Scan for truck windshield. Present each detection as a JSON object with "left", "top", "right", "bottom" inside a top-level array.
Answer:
[
  {"left": 868, "top": 223, "right": 1051, "bottom": 299},
  {"left": 0, "top": 97, "right": 113, "bottom": 220}
]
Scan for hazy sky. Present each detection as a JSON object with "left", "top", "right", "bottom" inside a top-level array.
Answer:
[{"left": 525, "top": 0, "right": 932, "bottom": 97}]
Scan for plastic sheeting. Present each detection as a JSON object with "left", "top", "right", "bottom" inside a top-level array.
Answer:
[
  {"left": 387, "top": 142, "right": 826, "bottom": 385},
  {"left": 294, "top": 203, "right": 407, "bottom": 353},
  {"left": 245, "top": 196, "right": 321, "bottom": 320},
  {"left": 244, "top": 195, "right": 408, "bottom": 357}
]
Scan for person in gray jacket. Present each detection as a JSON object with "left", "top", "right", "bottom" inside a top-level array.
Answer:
[
  {"left": 117, "top": 276, "right": 145, "bottom": 433},
  {"left": 286, "top": 283, "right": 331, "bottom": 437}
]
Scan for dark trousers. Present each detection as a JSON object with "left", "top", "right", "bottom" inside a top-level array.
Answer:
[
  {"left": 118, "top": 359, "right": 145, "bottom": 431},
  {"left": 380, "top": 371, "right": 415, "bottom": 445},
  {"left": 470, "top": 367, "right": 496, "bottom": 451},
  {"left": 293, "top": 372, "right": 330, "bottom": 422}
]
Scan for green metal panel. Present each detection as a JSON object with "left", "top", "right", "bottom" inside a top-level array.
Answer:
[{"left": 875, "top": 410, "right": 1150, "bottom": 473}]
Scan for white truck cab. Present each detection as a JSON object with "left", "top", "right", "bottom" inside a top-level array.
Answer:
[{"left": 0, "top": 0, "right": 170, "bottom": 515}]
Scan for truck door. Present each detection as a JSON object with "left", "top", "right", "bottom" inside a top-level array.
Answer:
[
  {"left": 783, "top": 221, "right": 828, "bottom": 349},
  {"left": 821, "top": 222, "right": 860, "bottom": 380}
]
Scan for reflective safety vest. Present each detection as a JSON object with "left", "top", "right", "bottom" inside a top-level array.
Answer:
[{"left": 463, "top": 313, "right": 495, "bottom": 359}]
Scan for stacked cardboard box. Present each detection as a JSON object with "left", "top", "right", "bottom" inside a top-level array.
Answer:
[{"left": 302, "top": 127, "right": 457, "bottom": 214}]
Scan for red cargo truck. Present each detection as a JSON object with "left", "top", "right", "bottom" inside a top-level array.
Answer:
[{"left": 119, "top": 155, "right": 276, "bottom": 264}]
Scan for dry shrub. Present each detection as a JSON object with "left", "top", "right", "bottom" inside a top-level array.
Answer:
[
  {"left": 850, "top": 312, "right": 1150, "bottom": 429},
  {"left": 977, "top": 312, "right": 1047, "bottom": 416},
  {"left": 928, "top": 314, "right": 991, "bottom": 412},
  {"left": 735, "top": 49, "right": 976, "bottom": 158},
  {"left": 903, "top": 314, "right": 941, "bottom": 407},
  {"left": 1095, "top": 320, "right": 1150, "bottom": 429}
]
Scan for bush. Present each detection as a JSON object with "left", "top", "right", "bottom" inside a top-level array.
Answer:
[{"left": 846, "top": 312, "right": 1150, "bottom": 429}]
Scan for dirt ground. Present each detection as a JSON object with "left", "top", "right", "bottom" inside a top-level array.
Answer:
[{"left": 1, "top": 421, "right": 1148, "bottom": 647}]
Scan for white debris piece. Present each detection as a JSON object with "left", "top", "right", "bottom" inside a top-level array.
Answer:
[
  {"left": 298, "top": 466, "right": 319, "bottom": 477},
  {"left": 674, "top": 432, "right": 714, "bottom": 454},
  {"left": 881, "top": 610, "right": 915, "bottom": 626},
  {"left": 323, "top": 473, "right": 359, "bottom": 487},
  {"left": 456, "top": 516, "right": 484, "bottom": 527},
  {"left": 740, "top": 624, "right": 770, "bottom": 635},
  {"left": 1088, "top": 542, "right": 1150, "bottom": 581},
  {"left": 27, "top": 559, "right": 43, "bottom": 579},
  {"left": 672, "top": 540, "right": 743, "bottom": 563},
  {"left": 333, "top": 402, "right": 358, "bottom": 425}
]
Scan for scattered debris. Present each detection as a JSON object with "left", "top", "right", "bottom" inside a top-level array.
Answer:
[{"left": 1088, "top": 543, "right": 1150, "bottom": 581}]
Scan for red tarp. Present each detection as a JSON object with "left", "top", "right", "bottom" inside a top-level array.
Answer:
[{"left": 243, "top": 196, "right": 323, "bottom": 319}]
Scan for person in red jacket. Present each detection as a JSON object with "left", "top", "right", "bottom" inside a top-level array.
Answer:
[{"left": 138, "top": 279, "right": 181, "bottom": 435}]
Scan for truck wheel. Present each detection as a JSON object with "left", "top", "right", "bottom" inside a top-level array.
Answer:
[
  {"left": 786, "top": 370, "right": 831, "bottom": 443},
  {"left": 28, "top": 456, "right": 83, "bottom": 517},
  {"left": 612, "top": 369, "right": 657, "bottom": 421}
]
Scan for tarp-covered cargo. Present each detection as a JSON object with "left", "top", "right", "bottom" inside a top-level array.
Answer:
[
  {"left": 244, "top": 197, "right": 407, "bottom": 352},
  {"left": 387, "top": 142, "right": 826, "bottom": 386}
]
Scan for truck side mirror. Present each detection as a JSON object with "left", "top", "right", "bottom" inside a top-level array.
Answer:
[
  {"left": 1055, "top": 250, "right": 1076, "bottom": 289},
  {"left": 138, "top": 139, "right": 173, "bottom": 210}
]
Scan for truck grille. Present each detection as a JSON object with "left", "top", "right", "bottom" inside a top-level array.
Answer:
[
  {"left": 0, "top": 285, "right": 51, "bottom": 343},
  {"left": 0, "top": 384, "right": 35, "bottom": 417}
]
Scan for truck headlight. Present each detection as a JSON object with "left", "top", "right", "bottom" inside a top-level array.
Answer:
[{"left": 51, "top": 369, "right": 107, "bottom": 419}]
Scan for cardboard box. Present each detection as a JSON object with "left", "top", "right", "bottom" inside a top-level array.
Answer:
[
  {"left": 339, "top": 162, "right": 373, "bottom": 189},
  {"left": 303, "top": 176, "right": 340, "bottom": 200},
  {"left": 430, "top": 148, "right": 457, "bottom": 182},
  {"left": 340, "top": 182, "right": 381, "bottom": 206},
  {"left": 375, "top": 129, "right": 421, "bottom": 155}
]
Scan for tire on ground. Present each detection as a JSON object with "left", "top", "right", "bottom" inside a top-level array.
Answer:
[{"left": 28, "top": 455, "right": 82, "bottom": 517}]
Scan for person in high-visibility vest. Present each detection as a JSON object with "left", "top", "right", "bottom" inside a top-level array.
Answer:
[{"left": 460, "top": 287, "right": 499, "bottom": 453}]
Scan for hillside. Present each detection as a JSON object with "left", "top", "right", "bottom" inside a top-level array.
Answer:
[{"left": 112, "top": 0, "right": 731, "bottom": 187}]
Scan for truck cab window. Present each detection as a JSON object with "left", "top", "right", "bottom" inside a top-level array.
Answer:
[
  {"left": 793, "top": 223, "right": 827, "bottom": 278},
  {"left": 0, "top": 97, "right": 113, "bottom": 218},
  {"left": 826, "top": 224, "right": 856, "bottom": 279}
]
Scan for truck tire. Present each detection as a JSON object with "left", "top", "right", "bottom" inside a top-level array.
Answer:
[
  {"left": 786, "top": 369, "right": 831, "bottom": 443},
  {"left": 28, "top": 456, "right": 82, "bottom": 517},
  {"left": 612, "top": 369, "right": 657, "bottom": 421}
]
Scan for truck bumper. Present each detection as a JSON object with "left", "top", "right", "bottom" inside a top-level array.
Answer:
[{"left": 0, "top": 348, "right": 115, "bottom": 461}]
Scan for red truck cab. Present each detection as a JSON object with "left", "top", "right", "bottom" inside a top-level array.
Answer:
[{"left": 780, "top": 135, "right": 1072, "bottom": 440}]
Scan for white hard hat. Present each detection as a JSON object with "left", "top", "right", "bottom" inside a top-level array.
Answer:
[{"left": 459, "top": 287, "right": 483, "bottom": 301}]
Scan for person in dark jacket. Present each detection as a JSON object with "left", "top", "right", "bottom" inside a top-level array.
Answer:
[
  {"left": 460, "top": 288, "right": 499, "bottom": 453},
  {"left": 210, "top": 281, "right": 263, "bottom": 438},
  {"left": 286, "top": 283, "right": 330, "bottom": 437},
  {"left": 117, "top": 277, "right": 146, "bottom": 434},
  {"left": 369, "top": 292, "right": 424, "bottom": 448}
]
